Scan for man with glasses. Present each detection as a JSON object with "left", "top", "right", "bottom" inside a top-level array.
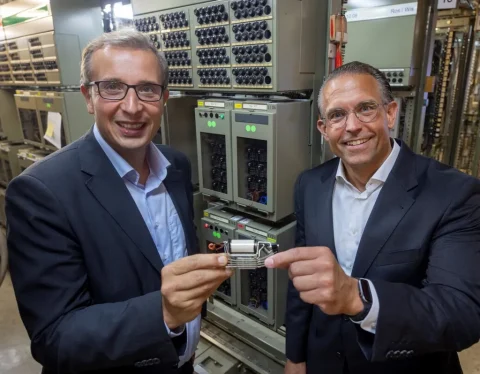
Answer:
[
  {"left": 265, "top": 61, "right": 480, "bottom": 374},
  {"left": 5, "top": 30, "right": 232, "bottom": 374}
]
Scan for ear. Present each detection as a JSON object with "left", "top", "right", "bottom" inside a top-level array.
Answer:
[
  {"left": 317, "top": 117, "right": 330, "bottom": 142},
  {"left": 162, "top": 89, "right": 170, "bottom": 107},
  {"left": 386, "top": 100, "right": 398, "bottom": 130},
  {"left": 80, "top": 84, "right": 95, "bottom": 114}
]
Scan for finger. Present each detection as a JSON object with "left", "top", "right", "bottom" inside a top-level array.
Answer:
[
  {"left": 171, "top": 276, "right": 230, "bottom": 304},
  {"left": 289, "top": 259, "right": 320, "bottom": 277},
  {"left": 173, "top": 268, "right": 233, "bottom": 291},
  {"left": 166, "top": 253, "right": 229, "bottom": 276},
  {"left": 264, "top": 247, "right": 322, "bottom": 269},
  {"left": 298, "top": 289, "right": 321, "bottom": 305},
  {"left": 292, "top": 274, "right": 320, "bottom": 293}
]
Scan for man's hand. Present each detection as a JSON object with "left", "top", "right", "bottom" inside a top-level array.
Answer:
[
  {"left": 161, "top": 254, "right": 232, "bottom": 330},
  {"left": 265, "top": 247, "right": 363, "bottom": 316},
  {"left": 285, "top": 360, "right": 306, "bottom": 374}
]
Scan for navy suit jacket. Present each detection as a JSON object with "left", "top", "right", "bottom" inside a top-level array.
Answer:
[
  {"left": 286, "top": 140, "right": 480, "bottom": 374},
  {"left": 6, "top": 129, "right": 199, "bottom": 373}
]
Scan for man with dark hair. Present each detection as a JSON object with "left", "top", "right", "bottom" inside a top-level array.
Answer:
[
  {"left": 266, "top": 61, "right": 480, "bottom": 374},
  {"left": 6, "top": 29, "right": 231, "bottom": 373}
]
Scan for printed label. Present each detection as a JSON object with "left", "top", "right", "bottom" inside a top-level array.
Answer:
[
  {"left": 345, "top": 3, "right": 417, "bottom": 22},
  {"left": 205, "top": 101, "right": 225, "bottom": 108},
  {"left": 245, "top": 226, "right": 267, "bottom": 237},
  {"left": 210, "top": 214, "right": 229, "bottom": 224},
  {"left": 243, "top": 103, "right": 268, "bottom": 110}
]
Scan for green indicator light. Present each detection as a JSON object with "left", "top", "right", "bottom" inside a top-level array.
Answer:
[
  {"left": 251, "top": 125, "right": 256, "bottom": 133},
  {"left": 46, "top": 103, "right": 51, "bottom": 109},
  {"left": 213, "top": 231, "right": 217, "bottom": 237},
  {"left": 212, "top": 121, "right": 217, "bottom": 128},
  {"left": 219, "top": 114, "right": 225, "bottom": 119},
  {"left": 217, "top": 233, "right": 221, "bottom": 239},
  {"left": 208, "top": 121, "right": 212, "bottom": 127},
  {"left": 246, "top": 125, "right": 251, "bottom": 132}
]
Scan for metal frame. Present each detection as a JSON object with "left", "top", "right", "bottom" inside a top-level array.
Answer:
[
  {"left": 412, "top": 0, "right": 438, "bottom": 154},
  {"left": 0, "top": 217, "right": 7, "bottom": 287}
]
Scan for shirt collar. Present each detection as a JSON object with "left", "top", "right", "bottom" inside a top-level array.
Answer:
[
  {"left": 93, "top": 124, "right": 170, "bottom": 184},
  {"left": 335, "top": 138, "right": 401, "bottom": 186}
]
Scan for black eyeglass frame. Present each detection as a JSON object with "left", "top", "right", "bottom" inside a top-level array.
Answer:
[
  {"left": 87, "top": 80, "right": 166, "bottom": 102},
  {"left": 321, "top": 101, "right": 393, "bottom": 129}
]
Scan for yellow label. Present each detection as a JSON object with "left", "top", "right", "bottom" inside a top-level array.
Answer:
[
  {"left": 203, "top": 212, "right": 209, "bottom": 217},
  {"left": 235, "top": 103, "right": 243, "bottom": 109},
  {"left": 198, "top": 101, "right": 204, "bottom": 107},
  {"left": 267, "top": 237, "right": 277, "bottom": 244},
  {"left": 45, "top": 123, "right": 54, "bottom": 137}
]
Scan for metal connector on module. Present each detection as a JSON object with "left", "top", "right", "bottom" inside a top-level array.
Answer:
[{"left": 221, "top": 239, "right": 279, "bottom": 269}]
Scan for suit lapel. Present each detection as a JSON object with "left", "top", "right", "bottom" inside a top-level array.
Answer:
[
  {"left": 351, "top": 142, "right": 418, "bottom": 277},
  {"left": 163, "top": 168, "right": 196, "bottom": 256},
  {"left": 312, "top": 161, "right": 338, "bottom": 258},
  {"left": 79, "top": 130, "right": 164, "bottom": 273}
]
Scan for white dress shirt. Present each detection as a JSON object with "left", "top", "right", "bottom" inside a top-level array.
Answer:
[
  {"left": 94, "top": 125, "right": 200, "bottom": 367},
  {"left": 332, "top": 139, "right": 400, "bottom": 333}
]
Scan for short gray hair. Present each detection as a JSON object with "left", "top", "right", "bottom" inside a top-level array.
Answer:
[
  {"left": 80, "top": 29, "right": 169, "bottom": 89},
  {"left": 318, "top": 61, "right": 393, "bottom": 117}
]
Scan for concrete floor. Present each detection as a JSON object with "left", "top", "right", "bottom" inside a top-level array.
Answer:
[
  {"left": 1, "top": 273, "right": 480, "bottom": 374},
  {"left": 0, "top": 273, "right": 40, "bottom": 374}
]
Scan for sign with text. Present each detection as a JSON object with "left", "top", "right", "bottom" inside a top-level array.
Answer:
[
  {"left": 345, "top": 3, "right": 417, "bottom": 22},
  {"left": 437, "top": 0, "right": 459, "bottom": 10}
]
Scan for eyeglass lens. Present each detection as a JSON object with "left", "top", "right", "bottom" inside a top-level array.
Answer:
[
  {"left": 98, "top": 81, "right": 163, "bottom": 101},
  {"left": 327, "top": 102, "right": 380, "bottom": 128}
]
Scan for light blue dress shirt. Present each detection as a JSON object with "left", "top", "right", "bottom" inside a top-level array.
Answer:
[
  {"left": 333, "top": 139, "right": 401, "bottom": 333},
  {"left": 94, "top": 124, "right": 201, "bottom": 367}
]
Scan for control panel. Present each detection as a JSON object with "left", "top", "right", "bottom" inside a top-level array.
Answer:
[
  {"left": 0, "top": 32, "right": 60, "bottom": 86},
  {"left": 195, "top": 98, "right": 310, "bottom": 222},
  {"left": 0, "top": 2, "right": 102, "bottom": 87},
  {"left": 14, "top": 90, "right": 93, "bottom": 151},
  {"left": 234, "top": 216, "right": 295, "bottom": 331},
  {"left": 231, "top": 100, "right": 310, "bottom": 222},
  {"left": 195, "top": 99, "right": 235, "bottom": 201},
  {"left": 132, "top": 0, "right": 317, "bottom": 92},
  {"left": 344, "top": 5, "right": 416, "bottom": 89},
  {"left": 0, "top": 141, "right": 28, "bottom": 187},
  {"left": 379, "top": 68, "right": 409, "bottom": 87},
  {"left": 201, "top": 206, "right": 245, "bottom": 305}
]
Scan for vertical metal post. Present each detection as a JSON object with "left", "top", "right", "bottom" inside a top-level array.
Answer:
[
  {"left": 310, "top": 0, "right": 333, "bottom": 167},
  {"left": 411, "top": 0, "right": 438, "bottom": 154},
  {"left": 448, "top": 22, "right": 475, "bottom": 166},
  {"left": 312, "top": 0, "right": 343, "bottom": 166}
]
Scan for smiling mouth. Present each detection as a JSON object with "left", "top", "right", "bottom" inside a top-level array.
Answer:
[
  {"left": 345, "top": 138, "right": 370, "bottom": 146},
  {"left": 116, "top": 122, "right": 146, "bottom": 130}
]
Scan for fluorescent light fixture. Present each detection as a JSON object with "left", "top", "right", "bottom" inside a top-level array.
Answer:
[
  {"left": 16, "top": 6, "right": 49, "bottom": 19},
  {"left": 0, "top": 0, "right": 48, "bottom": 18},
  {"left": 113, "top": 2, "right": 133, "bottom": 19}
]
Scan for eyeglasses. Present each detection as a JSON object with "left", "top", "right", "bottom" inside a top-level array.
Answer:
[
  {"left": 323, "top": 101, "right": 389, "bottom": 129},
  {"left": 88, "top": 81, "right": 165, "bottom": 102}
]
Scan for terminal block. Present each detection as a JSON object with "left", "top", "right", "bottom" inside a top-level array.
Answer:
[{"left": 209, "top": 239, "right": 278, "bottom": 269}]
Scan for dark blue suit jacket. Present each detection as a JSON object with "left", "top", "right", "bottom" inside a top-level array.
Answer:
[
  {"left": 6, "top": 129, "right": 199, "bottom": 373},
  {"left": 286, "top": 140, "right": 480, "bottom": 374}
]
